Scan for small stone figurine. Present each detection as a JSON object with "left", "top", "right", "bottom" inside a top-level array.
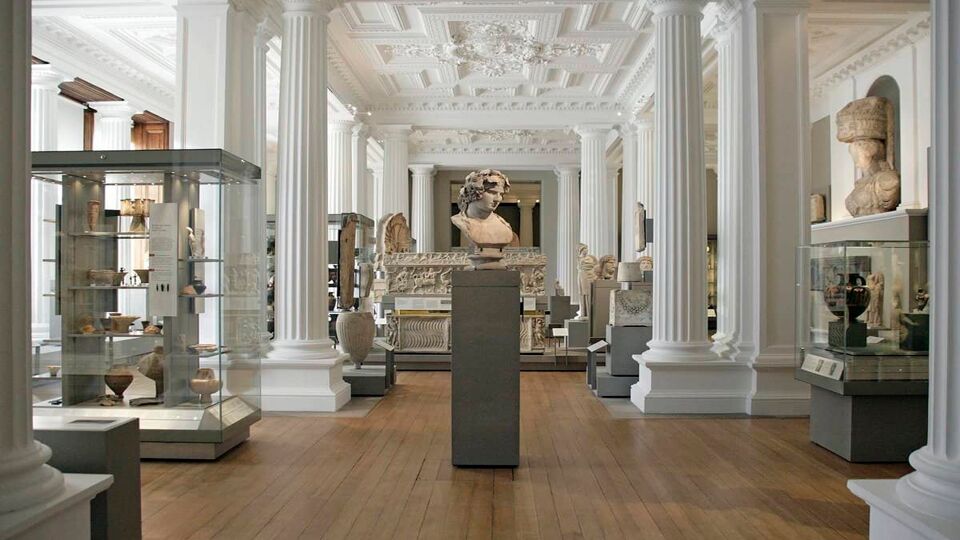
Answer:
[
  {"left": 186, "top": 226, "right": 205, "bottom": 258},
  {"left": 554, "top": 279, "right": 565, "bottom": 297}
]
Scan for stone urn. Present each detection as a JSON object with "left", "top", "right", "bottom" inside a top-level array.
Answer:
[
  {"left": 335, "top": 311, "right": 375, "bottom": 369},
  {"left": 189, "top": 368, "right": 222, "bottom": 404},
  {"left": 104, "top": 364, "right": 133, "bottom": 398},
  {"left": 823, "top": 273, "right": 871, "bottom": 322}
]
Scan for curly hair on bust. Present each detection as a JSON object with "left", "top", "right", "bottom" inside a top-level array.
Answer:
[{"left": 457, "top": 169, "right": 511, "bottom": 213}]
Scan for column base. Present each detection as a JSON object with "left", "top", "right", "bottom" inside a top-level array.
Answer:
[
  {"left": 849, "top": 479, "right": 960, "bottom": 540},
  {"left": 0, "top": 473, "right": 112, "bottom": 540},
  {"left": 745, "top": 351, "right": 810, "bottom": 416},
  {"left": 631, "top": 353, "right": 752, "bottom": 414},
  {"left": 262, "top": 340, "right": 351, "bottom": 412}
]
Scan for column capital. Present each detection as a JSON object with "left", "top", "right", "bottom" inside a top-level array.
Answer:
[
  {"left": 352, "top": 122, "right": 369, "bottom": 138},
  {"left": 409, "top": 163, "right": 435, "bottom": 176},
  {"left": 255, "top": 18, "right": 279, "bottom": 49},
  {"left": 618, "top": 122, "right": 639, "bottom": 139},
  {"left": 377, "top": 124, "right": 413, "bottom": 141},
  {"left": 31, "top": 64, "right": 66, "bottom": 90},
  {"left": 281, "top": 0, "right": 333, "bottom": 17},
  {"left": 574, "top": 124, "right": 614, "bottom": 139},
  {"left": 88, "top": 100, "right": 139, "bottom": 120},
  {"left": 517, "top": 199, "right": 537, "bottom": 209},
  {"left": 328, "top": 118, "right": 356, "bottom": 133},
  {"left": 635, "top": 114, "right": 654, "bottom": 130},
  {"left": 554, "top": 164, "right": 580, "bottom": 177},
  {"left": 647, "top": 0, "right": 706, "bottom": 17}
]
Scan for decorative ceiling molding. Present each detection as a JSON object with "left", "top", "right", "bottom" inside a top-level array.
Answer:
[
  {"left": 810, "top": 13, "right": 930, "bottom": 99},
  {"left": 373, "top": 99, "right": 621, "bottom": 112},
  {"left": 409, "top": 127, "right": 578, "bottom": 157},
  {"left": 389, "top": 20, "right": 605, "bottom": 78}
]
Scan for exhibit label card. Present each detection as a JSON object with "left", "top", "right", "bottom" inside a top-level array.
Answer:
[
  {"left": 587, "top": 340, "right": 608, "bottom": 353},
  {"left": 148, "top": 202, "right": 178, "bottom": 317},
  {"left": 801, "top": 352, "right": 845, "bottom": 380}
]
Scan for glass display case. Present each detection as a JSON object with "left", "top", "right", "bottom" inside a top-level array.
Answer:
[
  {"left": 796, "top": 241, "right": 929, "bottom": 384},
  {"left": 31, "top": 149, "right": 266, "bottom": 460}
]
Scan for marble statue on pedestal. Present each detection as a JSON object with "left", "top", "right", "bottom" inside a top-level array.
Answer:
[
  {"left": 837, "top": 96, "right": 901, "bottom": 217},
  {"left": 451, "top": 169, "right": 516, "bottom": 269}
]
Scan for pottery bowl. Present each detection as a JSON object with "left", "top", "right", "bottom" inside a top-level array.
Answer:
[
  {"left": 88, "top": 269, "right": 117, "bottom": 286},
  {"left": 110, "top": 315, "right": 140, "bottom": 333}
]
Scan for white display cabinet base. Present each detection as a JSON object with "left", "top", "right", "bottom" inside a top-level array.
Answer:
[
  {"left": 0, "top": 474, "right": 112, "bottom": 540},
  {"left": 848, "top": 479, "right": 960, "bottom": 540},
  {"left": 630, "top": 357, "right": 752, "bottom": 414},
  {"left": 261, "top": 356, "right": 351, "bottom": 412}
]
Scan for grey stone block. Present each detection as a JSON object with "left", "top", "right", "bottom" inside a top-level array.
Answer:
[
  {"left": 344, "top": 365, "right": 388, "bottom": 396},
  {"left": 605, "top": 325, "right": 652, "bottom": 376},
  {"left": 591, "top": 280, "right": 620, "bottom": 338},
  {"left": 34, "top": 416, "right": 141, "bottom": 540},
  {"left": 451, "top": 270, "right": 520, "bottom": 467},
  {"left": 595, "top": 363, "right": 637, "bottom": 398},
  {"left": 548, "top": 296, "right": 573, "bottom": 325},
  {"left": 565, "top": 319, "right": 590, "bottom": 348}
]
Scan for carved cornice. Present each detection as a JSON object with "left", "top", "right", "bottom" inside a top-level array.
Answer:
[
  {"left": 811, "top": 13, "right": 930, "bottom": 99},
  {"left": 372, "top": 99, "right": 622, "bottom": 113},
  {"left": 616, "top": 39, "right": 656, "bottom": 110}
]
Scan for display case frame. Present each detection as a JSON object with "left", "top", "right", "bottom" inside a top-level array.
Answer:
[{"left": 30, "top": 149, "right": 266, "bottom": 460}]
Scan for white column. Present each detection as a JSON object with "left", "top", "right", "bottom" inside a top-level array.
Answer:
[
  {"left": 849, "top": 2, "right": 960, "bottom": 537},
  {"left": 576, "top": 124, "right": 616, "bottom": 258},
  {"left": 734, "top": 0, "right": 811, "bottom": 415},
  {"left": 636, "top": 117, "right": 655, "bottom": 218},
  {"left": 327, "top": 119, "right": 354, "bottom": 214},
  {"left": 263, "top": 0, "right": 350, "bottom": 412},
  {"left": 370, "top": 165, "right": 384, "bottom": 221},
  {"left": 89, "top": 101, "right": 135, "bottom": 150},
  {"left": 409, "top": 164, "right": 435, "bottom": 252},
  {"left": 0, "top": 0, "right": 65, "bottom": 514},
  {"left": 633, "top": 0, "right": 742, "bottom": 414},
  {"left": 379, "top": 125, "right": 411, "bottom": 219},
  {"left": 253, "top": 21, "right": 273, "bottom": 171},
  {"left": 555, "top": 165, "right": 580, "bottom": 298},
  {"left": 710, "top": 12, "right": 742, "bottom": 356},
  {"left": 518, "top": 200, "right": 535, "bottom": 247},
  {"left": 31, "top": 65, "right": 64, "bottom": 341},
  {"left": 620, "top": 124, "right": 638, "bottom": 261},
  {"left": 174, "top": 0, "right": 257, "bottom": 161},
  {"left": 351, "top": 124, "right": 369, "bottom": 217}
]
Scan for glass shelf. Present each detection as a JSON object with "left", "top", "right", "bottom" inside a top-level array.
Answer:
[{"left": 69, "top": 286, "right": 149, "bottom": 290}]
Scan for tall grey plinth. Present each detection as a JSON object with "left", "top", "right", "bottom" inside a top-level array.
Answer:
[{"left": 452, "top": 270, "right": 520, "bottom": 467}]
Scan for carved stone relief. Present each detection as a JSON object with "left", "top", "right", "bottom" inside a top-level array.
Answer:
[
  {"left": 383, "top": 251, "right": 547, "bottom": 296},
  {"left": 609, "top": 285, "right": 653, "bottom": 327},
  {"left": 386, "top": 314, "right": 451, "bottom": 352}
]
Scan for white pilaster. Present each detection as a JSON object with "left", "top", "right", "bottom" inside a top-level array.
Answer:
[
  {"left": 518, "top": 200, "right": 535, "bottom": 248},
  {"left": 555, "top": 165, "right": 580, "bottom": 299},
  {"left": 636, "top": 117, "right": 655, "bottom": 219},
  {"left": 174, "top": 0, "right": 257, "bottom": 161},
  {"left": 327, "top": 119, "right": 355, "bottom": 214},
  {"left": 849, "top": 2, "right": 960, "bottom": 538},
  {"left": 370, "top": 164, "right": 384, "bottom": 221},
  {"left": 632, "top": 0, "right": 748, "bottom": 414},
  {"left": 89, "top": 101, "right": 135, "bottom": 150},
  {"left": 576, "top": 124, "right": 617, "bottom": 258},
  {"left": 736, "top": 0, "right": 811, "bottom": 415},
  {"left": 409, "top": 164, "right": 435, "bottom": 252},
  {"left": 351, "top": 124, "right": 369, "bottom": 217},
  {"left": 30, "top": 65, "right": 64, "bottom": 341},
  {"left": 253, "top": 20, "right": 273, "bottom": 171},
  {"left": 0, "top": 0, "right": 65, "bottom": 515},
  {"left": 379, "top": 125, "right": 411, "bottom": 220},
  {"left": 620, "top": 124, "right": 638, "bottom": 261},
  {"left": 263, "top": 0, "right": 350, "bottom": 412}
]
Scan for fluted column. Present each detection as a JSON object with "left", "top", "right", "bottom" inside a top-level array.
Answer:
[
  {"left": 555, "top": 165, "right": 580, "bottom": 298},
  {"left": 351, "top": 123, "right": 369, "bottom": 217},
  {"left": 31, "top": 65, "right": 64, "bottom": 341},
  {"left": 327, "top": 119, "right": 354, "bottom": 214},
  {"left": 370, "top": 164, "right": 384, "bottom": 221},
  {"left": 620, "top": 124, "right": 638, "bottom": 261},
  {"left": 848, "top": 2, "right": 960, "bottom": 536},
  {"left": 636, "top": 117, "right": 655, "bottom": 219},
  {"left": 710, "top": 13, "right": 742, "bottom": 356},
  {"left": 576, "top": 124, "right": 616, "bottom": 258},
  {"left": 264, "top": 0, "right": 350, "bottom": 412},
  {"left": 379, "top": 125, "right": 411, "bottom": 219},
  {"left": 0, "top": 0, "right": 65, "bottom": 513},
  {"left": 409, "top": 164, "right": 435, "bottom": 252},
  {"left": 90, "top": 101, "right": 135, "bottom": 150},
  {"left": 518, "top": 200, "right": 535, "bottom": 247}
]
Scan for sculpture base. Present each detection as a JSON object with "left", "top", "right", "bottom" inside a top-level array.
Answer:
[{"left": 467, "top": 247, "right": 507, "bottom": 270}]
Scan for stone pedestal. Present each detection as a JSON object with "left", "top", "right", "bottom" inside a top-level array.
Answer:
[
  {"left": 605, "top": 325, "right": 652, "bottom": 376},
  {"left": 547, "top": 295, "right": 573, "bottom": 326},
  {"left": 590, "top": 280, "right": 619, "bottom": 338},
  {"left": 451, "top": 270, "right": 520, "bottom": 467},
  {"left": 564, "top": 319, "right": 590, "bottom": 348}
]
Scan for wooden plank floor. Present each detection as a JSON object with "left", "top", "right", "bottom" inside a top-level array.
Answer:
[{"left": 140, "top": 372, "right": 911, "bottom": 540}]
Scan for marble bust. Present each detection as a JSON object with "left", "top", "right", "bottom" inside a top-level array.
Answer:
[
  {"left": 451, "top": 168, "right": 515, "bottom": 269},
  {"left": 836, "top": 96, "right": 901, "bottom": 217}
]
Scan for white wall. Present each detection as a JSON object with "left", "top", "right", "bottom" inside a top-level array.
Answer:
[
  {"left": 810, "top": 33, "right": 931, "bottom": 221},
  {"left": 56, "top": 96, "right": 85, "bottom": 150}
]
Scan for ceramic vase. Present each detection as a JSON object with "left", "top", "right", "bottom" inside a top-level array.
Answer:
[
  {"left": 189, "top": 368, "right": 222, "bottom": 404},
  {"left": 823, "top": 273, "right": 871, "bottom": 322},
  {"left": 86, "top": 200, "right": 101, "bottom": 232},
  {"left": 336, "top": 311, "right": 375, "bottom": 368},
  {"left": 104, "top": 365, "right": 134, "bottom": 398},
  {"left": 137, "top": 346, "right": 165, "bottom": 397}
]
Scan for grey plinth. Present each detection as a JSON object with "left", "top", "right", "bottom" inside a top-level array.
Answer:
[
  {"left": 595, "top": 363, "right": 637, "bottom": 398},
  {"left": 451, "top": 270, "right": 520, "bottom": 468},
  {"left": 548, "top": 296, "right": 573, "bottom": 325},
  {"left": 590, "top": 280, "right": 619, "bottom": 338},
  {"left": 564, "top": 319, "right": 590, "bottom": 348},
  {"left": 34, "top": 416, "right": 141, "bottom": 540},
  {"left": 605, "top": 325, "right": 652, "bottom": 376}
]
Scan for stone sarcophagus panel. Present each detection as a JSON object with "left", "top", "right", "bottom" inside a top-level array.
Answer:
[
  {"left": 383, "top": 251, "right": 547, "bottom": 296},
  {"left": 386, "top": 314, "right": 451, "bottom": 352}
]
